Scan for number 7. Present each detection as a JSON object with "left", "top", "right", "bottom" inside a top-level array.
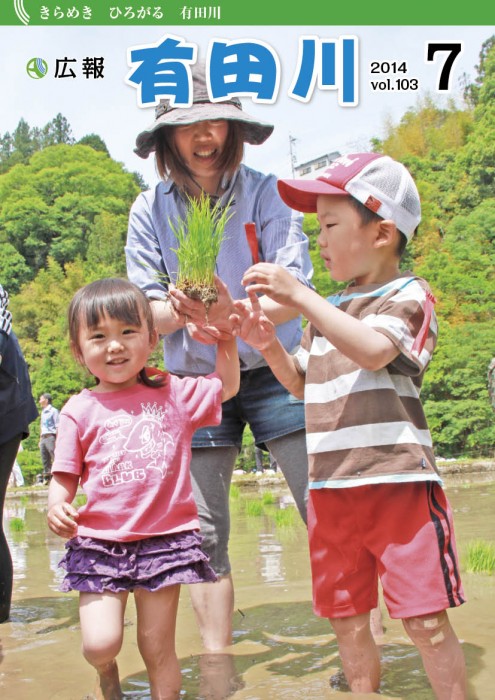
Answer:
[{"left": 426, "top": 42, "right": 463, "bottom": 91}]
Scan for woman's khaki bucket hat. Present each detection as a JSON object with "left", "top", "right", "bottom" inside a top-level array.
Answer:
[{"left": 134, "top": 62, "right": 274, "bottom": 159}]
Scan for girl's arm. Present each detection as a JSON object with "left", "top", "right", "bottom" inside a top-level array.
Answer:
[
  {"left": 47, "top": 472, "right": 80, "bottom": 539},
  {"left": 215, "top": 337, "right": 240, "bottom": 402},
  {"left": 232, "top": 290, "right": 305, "bottom": 399}
]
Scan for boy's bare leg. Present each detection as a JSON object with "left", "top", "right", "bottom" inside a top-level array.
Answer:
[
  {"left": 330, "top": 612, "right": 381, "bottom": 693},
  {"left": 403, "top": 611, "right": 466, "bottom": 700},
  {"left": 370, "top": 605, "right": 385, "bottom": 639},
  {"left": 189, "top": 575, "right": 234, "bottom": 650}
]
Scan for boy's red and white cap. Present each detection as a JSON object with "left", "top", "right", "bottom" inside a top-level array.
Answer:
[{"left": 278, "top": 152, "right": 421, "bottom": 241}]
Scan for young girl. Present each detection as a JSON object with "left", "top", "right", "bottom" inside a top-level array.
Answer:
[{"left": 47, "top": 277, "right": 240, "bottom": 700}]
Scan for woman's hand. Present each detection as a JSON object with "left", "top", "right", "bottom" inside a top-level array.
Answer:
[
  {"left": 47, "top": 502, "right": 79, "bottom": 539},
  {"left": 186, "top": 322, "right": 232, "bottom": 345},
  {"left": 168, "top": 276, "right": 236, "bottom": 328}
]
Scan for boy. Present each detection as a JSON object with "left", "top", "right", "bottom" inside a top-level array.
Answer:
[{"left": 233, "top": 153, "right": 466, "bottom": 698}]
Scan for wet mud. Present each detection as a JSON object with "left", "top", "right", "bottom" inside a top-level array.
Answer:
[{"left": 1, "top": 475, "right": 494, "bottom": 699}]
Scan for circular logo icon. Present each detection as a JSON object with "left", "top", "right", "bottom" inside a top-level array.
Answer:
[{"left": 26, "top": 57, "right": 48, "bottom": 79}]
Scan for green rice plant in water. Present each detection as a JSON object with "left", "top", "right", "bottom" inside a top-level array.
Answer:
[
  {"left": 261, "top": 491, "right": 276, "bottom": 505},
  {"left": 9, "top": 517, "right": 25, "bottom": 533},
  {"left": 229, "top": 484, "right": 240, "bottom": 500},
  {"left": 274, "top": 507, "right": 298, "bottom": 529},
  {"left": 169, "top": 192, "right": 234, "bottom": 312},
  {"left": 465, "top": 539, "right": 495, "bottom": 574},
  {"left": 244, "top": 498, "right": 265, "bottom": 516}
]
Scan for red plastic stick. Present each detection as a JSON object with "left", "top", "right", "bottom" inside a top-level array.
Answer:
[{"left": 244, "top": 222, "right": 259, "bottom": 264}]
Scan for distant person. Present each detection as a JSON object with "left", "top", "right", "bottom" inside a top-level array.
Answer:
[
  {"left": 254, "top": 446, "right": 278, "bottom": 473},
  {"left": 235, "top": 153, "right": 466, "bottom": 697},
  {"left": 0, "top": 284, "right": 38, "bottom": 623},
  {"left": 254, "top": 445, "right": 266, "bottom": 472},
  {"left": 38, "top": 392, "right": 59, "bottom": 484},
  {"left": 47, "top": 278, "right": 239, "bottom": 699},
  {"left": 9, "top": 443, "right": 25, "bottom": 488}
]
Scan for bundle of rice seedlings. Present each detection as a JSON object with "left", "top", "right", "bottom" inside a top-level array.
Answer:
[
  {"left": 465, "top": 539, "right": 495, "bottom": 574},
  {"left": 169, "top": 192, "right": 234, "bottom": 313}
]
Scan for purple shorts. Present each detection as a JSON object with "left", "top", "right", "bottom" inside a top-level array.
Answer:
[{"left": 59, "top": 530, "right": 217, "bottom": 594}]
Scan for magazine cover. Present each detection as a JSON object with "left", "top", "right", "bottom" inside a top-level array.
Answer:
[{"left": 1, "top": 4, "right": 494, "bottom": 699}]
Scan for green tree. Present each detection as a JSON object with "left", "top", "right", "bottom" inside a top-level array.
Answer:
[
  {"left": 422, "top": 322, "right": 495, "bottom": 457},
  {"left": 463, "top": 35, "right": 495, "bottom": 108},
  {"left": 0, "top": 113, "right": 75, "bottom": 172},
  {"left": 453, "top": 37, "right": 495, "bottom": 207},
  {"left": 9, "top": 258, "right": 90, "bottom": 407},
  {"left": 0, "top": 144, "right": 140, "bottom": 275},
  {"left": 77, "top": 133, "right": 110, "bottom": 155},
  {"left": 42, "top": 113, "right": 75, "bottom": 147},
  {"left": 85, "top": 211, "right": 128, "bottom": 277},
  {"left": 0, "top": 242, "right": 32, "bottom": 294}
]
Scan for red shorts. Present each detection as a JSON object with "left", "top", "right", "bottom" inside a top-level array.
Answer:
[{"left": 307, "top": 482, "right": 465, "bottom": 620}]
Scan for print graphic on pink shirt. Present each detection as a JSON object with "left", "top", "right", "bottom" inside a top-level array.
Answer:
[{"left": 100, "top": 402, "right": 175, "bottom": 486}]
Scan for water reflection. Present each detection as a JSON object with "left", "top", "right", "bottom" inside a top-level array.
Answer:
[
  {"left": 258, "top": 534, "right": 284, "bottom": 583},
  {"left": 1, "top": 479, "right": 494, "bottom": 699}
]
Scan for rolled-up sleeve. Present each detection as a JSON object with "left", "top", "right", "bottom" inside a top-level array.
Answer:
[{"left": 126, "top": 192, "right": 169, "bottom": 300}]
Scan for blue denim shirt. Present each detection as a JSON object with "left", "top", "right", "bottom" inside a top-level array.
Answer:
[{"left": 126, "top": 164, "right": 314, "bottom": 376}]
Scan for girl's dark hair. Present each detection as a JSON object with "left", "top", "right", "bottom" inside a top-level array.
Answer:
[
  {"left": 154, "top": 120, "right": 244, "bottom": 190},
  {"left": 68, "top": 278, "right": 166, "bottom": 388},
  {"left": 347, "top": 195, "right": 409, "bottom": 258}
]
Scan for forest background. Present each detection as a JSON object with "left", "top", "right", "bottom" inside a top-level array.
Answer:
[{"left": 2, "top": 36, "right": 494, "bottom": 482}]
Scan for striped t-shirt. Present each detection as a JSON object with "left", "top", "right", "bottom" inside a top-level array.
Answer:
[{"left": 294, "top": 273, "right": 441, "bottom": 489}]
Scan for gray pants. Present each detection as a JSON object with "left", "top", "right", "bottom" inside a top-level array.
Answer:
[
  {"left": 190, "top": 429, "right": 308, "bottom": 575},
  {"left": 40, "top": 434, "right": 56, "bottom": 476}
]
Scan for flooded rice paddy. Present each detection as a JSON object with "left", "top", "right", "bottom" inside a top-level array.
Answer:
[{"left": 1, "top": 472, "right": 494, "bottom": 699}]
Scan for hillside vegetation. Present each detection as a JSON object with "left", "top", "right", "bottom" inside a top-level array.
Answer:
[{"left": 2, "top": 36, "right": 494, "bottom": 459}]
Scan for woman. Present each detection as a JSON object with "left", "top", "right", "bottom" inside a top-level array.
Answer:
[{"left": 126, "top": 62, "right": 313, "bottom": 651}]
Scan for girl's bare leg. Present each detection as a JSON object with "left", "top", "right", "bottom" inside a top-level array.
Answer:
[
  {"left": 79, "top": 591, "right": 128, "bottom": 700},
  {"left": 330, "top": 612, "right": 381, "bottom": 693},
  {"left": 403, "top": 611, "right": 466, "bottom": 700},
  {"left": 135, "top": 584, "right": 182, "bottom": 700}
]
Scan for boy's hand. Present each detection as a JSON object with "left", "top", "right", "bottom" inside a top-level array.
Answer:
[
  {"left": 242, "top": 263, "right": 303, "bottom": 306},
  {"left": 231, "top": 288, "right": 276, "bottom": 351},
  {"left": 47, "top": 502, "right": 79, "bottom": 539}
]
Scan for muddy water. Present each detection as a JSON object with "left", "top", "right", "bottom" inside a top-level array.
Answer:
[{"left": 1, "top": 475, "right": 494, "bottom": 700}]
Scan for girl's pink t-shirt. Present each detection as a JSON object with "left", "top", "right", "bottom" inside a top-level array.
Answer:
[{"left": 52, "top": 374, "right": 222, "bottom": 541}]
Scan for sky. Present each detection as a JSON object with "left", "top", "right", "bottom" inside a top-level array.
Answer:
[{"left": 1, "top": 25, "right": 493, "bottom": 189}]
